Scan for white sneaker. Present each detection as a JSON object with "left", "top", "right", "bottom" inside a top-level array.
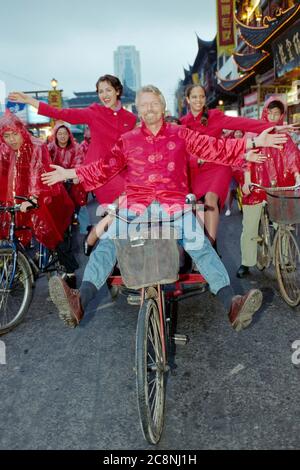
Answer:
[{"left": 225, "top": 209, "right": 231, "bottom": 216}]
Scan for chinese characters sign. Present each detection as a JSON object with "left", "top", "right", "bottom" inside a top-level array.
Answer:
[
  {"left": 273, "top": 20, "right": 300, "bottom": 78},
  {"left": 216, "top": 0, "right": 236, "bottom": 56},
  {"left": 48, "top": 90, "right": 62, "bottom": 127},
  {"left": 48, "top": 90, "right": 62, "bottom": 109}
]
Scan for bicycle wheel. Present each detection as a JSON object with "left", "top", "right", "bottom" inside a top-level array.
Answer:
[
  {"left": 274, "top": 228, "right": 300, "bottom": 307},
  {"left": 257, "top": 209, "right": 272, "bottom": 271},
  {"left": 136, "top": 298, "right": 167, "bottom": 444},
  {"left": 0, "top": 249, "right": 33, "bottom": 335}
]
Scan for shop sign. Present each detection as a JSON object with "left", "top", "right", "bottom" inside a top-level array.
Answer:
[
  {"left": 273, "top": 20, "right": 300, "bottom": 78},
  {"left": 244, "top": 91, "right": 258, "bottom": 106},
  {"left": 216, "top": 0, "right": 235, "bottom": 56},
  {"left": 241, "top": 105, "right": 260, "bottom": 119}
]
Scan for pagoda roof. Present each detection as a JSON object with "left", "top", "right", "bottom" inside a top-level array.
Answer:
[
  {"left": 235, "top": 3, "right": 300, "bottom": 49},
  {"left": 233, "top": 49, "right": 270, "bottom": 71},
  {"left": 217, "top": 70, "right": 255, "bottom": 92},
  {"left": 192, "top": 35, "right": 216, "bottom": 71}
]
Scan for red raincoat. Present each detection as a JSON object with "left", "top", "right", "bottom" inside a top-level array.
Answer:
[
  {"left": 48, "top": 123, "right": 87, "bottom": 206},
  {"left": 38, "top": 102, "right": 137, "bottom": 204},
  {"left": 0, "top": 112, "right": 74, "bottom": 249},
  {"left": 75, "top": 121, "right": 247, "bottom": 212},
  {"left": 180, "top": 109, "right": 272, "bottom": 207},
  {"left": 239, "top": 97, "right": 300, "bottom": 205}
]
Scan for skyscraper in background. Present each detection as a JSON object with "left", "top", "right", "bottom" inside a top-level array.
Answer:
[{"left": 114, "top": 46, "right": 141, "bottom": 92}]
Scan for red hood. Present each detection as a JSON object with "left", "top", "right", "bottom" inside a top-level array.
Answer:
[
  {"left": 51, "top": 122, "right": 77, "bottom": 149},
  {"left": 261, "top": 96, "right": 286, "bottom": 125},
  {"left": 0, "top": 110, "right": 33, "bottom": 148}
]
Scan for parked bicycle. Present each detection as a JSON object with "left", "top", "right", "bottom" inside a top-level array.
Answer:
[
  {"left": 107, "top": 202, "right": 207, "bottom": 444},
  {"left": 0, "top": 196, "right": 63, "bottom": 335},
  {"left": 253, "top": 183, "right": 300, "bottom": 307}
]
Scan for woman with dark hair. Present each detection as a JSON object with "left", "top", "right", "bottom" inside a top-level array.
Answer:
[
  {"left": 8, "top": 74, "right": 137, "bottom": 206},
  {"left": 180, "top": 84, "right": 289, "bottom": 249}
]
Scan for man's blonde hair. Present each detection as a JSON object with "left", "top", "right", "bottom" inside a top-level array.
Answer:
[{"left": 135, "top": 85, "right": 166, "bottom": 111}]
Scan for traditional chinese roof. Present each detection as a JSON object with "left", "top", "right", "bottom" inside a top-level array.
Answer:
[
  {"left": 66, "top": 84, "right": 135, "bottom": 108},
  {"left": 233, "top": 50, "right": 270, "bottom": 71},
  {"left": 217, "top": 70, "right": 255, "bottom": 92},
  {"left": 235, "top": 3, "right": 300, "bottom": 49},
  {"left": 192, "top": 36, "right": 216, "bottom": 71}
]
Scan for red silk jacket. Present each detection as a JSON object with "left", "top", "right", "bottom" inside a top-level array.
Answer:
[
  {"left": 38, "top": 101, "right": 137, "bottom": 204},
  {"left": 75, "top": 121, "right": 246, "bottom": 212}
]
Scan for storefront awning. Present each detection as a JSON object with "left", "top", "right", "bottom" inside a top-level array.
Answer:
[
  {"left": 233, "top": 50, "right": 270, "bottom": 72},
  {"left": 217, "top": 71, "right": 255, "bottom": 92},
  {"left": 235, "top": 4, "right": 300, "bottom": 50}
]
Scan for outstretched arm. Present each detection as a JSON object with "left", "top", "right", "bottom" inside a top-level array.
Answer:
[
  {"left": 183, "top": 127, "right": 287, "bottom": 168},
  {"left": 42, "top": 139, "right": 127, "bottom": 190},
  {"left": 212, "top": 109, "right": 299, "bottom": 133},
  {"left": 8, "top": 91, "right": 90, "bottom": 125}
]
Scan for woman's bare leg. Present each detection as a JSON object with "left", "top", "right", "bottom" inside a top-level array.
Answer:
[{"left": 203, "top": 192, "right": 220, "bottom": 244}]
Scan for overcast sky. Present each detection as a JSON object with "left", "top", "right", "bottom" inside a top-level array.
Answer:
[{"left": 0, "top": 0, "right": 216, "bottom": 112}]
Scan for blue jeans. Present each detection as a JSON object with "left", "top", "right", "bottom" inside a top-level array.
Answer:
[
  {"left": 78, "top": 206, "right": 90, "bottom": 234},
  {"left": 83, "top": 203, "right": 230, "bottom": 294}
]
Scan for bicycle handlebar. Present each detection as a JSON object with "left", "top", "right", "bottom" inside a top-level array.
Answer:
[
  {"left": 250, "top": 183, "right": 300, "bottom": 193},
  {"left": 107, "top": 205, "right": 193, "bottom": 225},
  {"left": 0, "top": 196, "right": 38, "bottom": 212}
]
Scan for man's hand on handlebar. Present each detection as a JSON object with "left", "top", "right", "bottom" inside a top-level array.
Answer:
[{"left": 19, "top": 198, "right": 38, "bottom": 213}]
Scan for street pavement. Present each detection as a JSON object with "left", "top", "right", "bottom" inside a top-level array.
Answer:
[{"left": 0, "top": 200, "right": 300, "bottom": 450}]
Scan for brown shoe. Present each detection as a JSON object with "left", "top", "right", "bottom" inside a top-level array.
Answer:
[
  {"left": 49, "top": 276, "right": 83, "bottom": 328},
  {"left": 229, "top": 289, "right": 263, "bottom": 332}
]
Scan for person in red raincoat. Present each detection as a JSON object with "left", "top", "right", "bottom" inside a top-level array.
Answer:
[
  {"left": 8, "top": 74, "right": 137, "bottom": 206},
  {"left": 48, "top": 122, "right": 87, "bottom": 208},
  {"left": 0, "top": 112, "right": 78, "bottom": 285},
  {"left": 77, "top": 126, "right": 92, "bottom": 234},
  {"left": 79, "top": 126, "right": 91, "bottom": 160},
  {"left": 180, "top": 84, "right": 291, "bottom": 251},
  {"left": 235, "top": 96, "right": 300, "bottom": 278}
]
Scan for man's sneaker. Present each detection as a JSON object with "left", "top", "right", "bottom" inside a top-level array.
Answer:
[
  {"left": 225, "top": 209, "right": 231, "bottom": 216},
  {"left": 49, "top": 276, "right": 83, "bottom": 328},
  {"left": 229, "top": 289, "right": 263, "bottom": 331}
]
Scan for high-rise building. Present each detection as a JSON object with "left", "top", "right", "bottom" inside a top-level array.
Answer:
[{"left": 114, "top": 46, "right": 141, "bottom": 92}]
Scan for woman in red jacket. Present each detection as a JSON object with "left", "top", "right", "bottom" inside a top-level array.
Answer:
[
  {"left": 180, "top": 84, "right": 280, "bottom": 250},
  {"left": 8, "top": 75, "right": 137, "bottom": 206}
]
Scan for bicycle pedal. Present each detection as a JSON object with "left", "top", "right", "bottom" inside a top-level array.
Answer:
[
  {"left": 172, "top": 334, "right": 189, "bottom": 345},
  {"left": 127, "top": 294, "right": 141, "bottom": 306}
]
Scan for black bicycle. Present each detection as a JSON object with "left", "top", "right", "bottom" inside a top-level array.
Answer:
[{"left": 0, "top": 196, "right": 62, "bottom": 335}]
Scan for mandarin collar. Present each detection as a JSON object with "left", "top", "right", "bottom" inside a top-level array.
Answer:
[
  {"left": 190, "top": 110, "right": 203, "bottom": 121},
  {"left": 141, "top": 119, "right": 167, "bottom": 137},
  {"left": 102, "top": 102, "right": 123, "bottom": 116}
]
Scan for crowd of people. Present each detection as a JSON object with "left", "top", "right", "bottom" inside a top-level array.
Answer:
[{"left": 2, "top": 74, "right": 298, "bottom": 331}]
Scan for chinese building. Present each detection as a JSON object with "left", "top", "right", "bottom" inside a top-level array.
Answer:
[
  {"left": 175, "top": 36, "right": 222, "bottom": 117},
  {"left": 217, "top": 0, "right": 300, "bottom": 122}
]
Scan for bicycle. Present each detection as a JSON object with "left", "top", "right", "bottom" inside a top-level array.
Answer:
[
  {"left": 107, "top": 203, "right": 207, "bottom": 444},
  {"left": 0, "top": 196, "right": 63, "bottom": 335},
  {"left": 252, "top": 183, "right": 300, "bottom": 307}
]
